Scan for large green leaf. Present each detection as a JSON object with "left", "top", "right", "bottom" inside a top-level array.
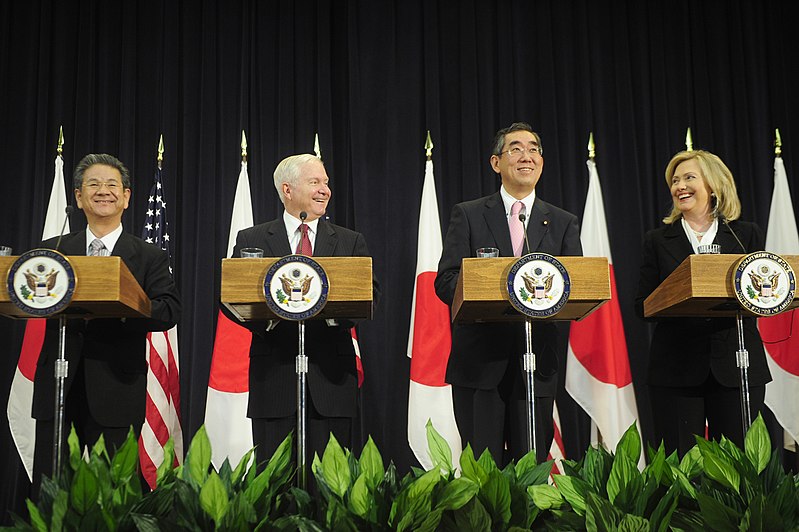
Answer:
[
  {"left": 436, "top": 477, "right": 479, "bottom": 511},
  {"left": 585, "top": 491, "right": 624, "bottom": 532},
  {"left": 359, "top": 436, "right": 384, "bottom": 490},
  {"left": 156, "top": 438, "right": 176, "bottom": 486},
  {"left": 425, "top": 419, "right": 454, "bottom": 473},
  {"left": 678, "top": 445, "right": 703, "bottom": 478},
  {"left": 744, "top": 415, "right": 771, "bottom": 474},
  {"left": 607, "top": 452, "right": 639, "bottom": 504},
  {"left": 696, "top": 439, "right": 740, "bottom": 493},
  {"left": 231, "top": 447, "right": 254, "bottom": 486},
  {"left": 516, "top": 454, "right": 553, "bottom": 487},
  {"left": 67, "top": 426, "right": 81, "bottom": 472},
  {"left": 615, "top": 423, "right": 642, "bottom": 467},
  {"left": 616, "top": 514, "right": 650, "bottom": 532},
  {"left": 70, "top": 462, "right": 99, "bottom": 515},
  {"left": 263, "top": 432, "right": 293, "bottom": 488},
  {"left": 553, "top": 474, "right": 591, "bottom": 515},
  {"left": 528, "top": 484, "right": 563, "bottom": 510},
  {"left": 25, "top": 499, "right": 48, "bottom": 532},
  {"left": 695, "top": 492, "right": 740, "bottom": 532},
  {"left": 459, "top": 445, "right": 487, "bottom": 487},
  {"left": 648, "top": 484, "right": 679, "bottom": 532},
  {"left": 668, "top": 466, "right": 697, "bottom": 500},
  {"left": 186, "top": 425, "right": 212, "bottom": 485},
  {"left": 50, "top": 490, "right": 68, "bottom": 532},
  {"left": 477, "top": 448, "right": 499, "bottom": 475},
  {"left": 480, "top": 470, "right": 512, "bottom": 524},
  {"left": 452, "top": 497, "right": 492, "bottom": 532},
  {"left": 199, "top": 471, "right": 229, "bottom": 525},
  {"left": 110, "top": 429, "right": 139, "bottom": 485},
  {"left": 348, "top": 473, "right": 370, "bottom": 518},
  {"left": 321, "top": 433, "right": 352, "bottom": 498}
]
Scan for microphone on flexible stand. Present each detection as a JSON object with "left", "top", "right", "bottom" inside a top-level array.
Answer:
[
  {"left": 54, "top": 205, "right": 74, "bottom": 252},
  {"left": 518, "top": 213, "right": 531, "bottom": 255},
  {"left": 719, "top": 215, "right": 747, "bottom": 253},
  {"left": 300, "top": 211, "right": 308, "bottom": 223}
]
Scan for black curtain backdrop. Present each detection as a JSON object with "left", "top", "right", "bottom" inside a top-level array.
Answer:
[{"left": 2, "top": 0, "right": 798, "bottom": 520}]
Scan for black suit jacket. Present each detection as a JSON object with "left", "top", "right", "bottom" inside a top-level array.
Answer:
[
  {"left": 32, "top": 231, "right": 181, "bottom": 426},
  {"left": 231, "top": 217, "right": 379, "bottom": 419},
  {"left": 435, "top": 193, "right": 583, "bottom": 396},
  {"left": 634, "top": 220, "right": 770, "bottom": 388}
]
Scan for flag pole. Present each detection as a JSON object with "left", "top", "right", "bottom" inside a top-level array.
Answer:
[
  {"left": 775, "top": 128, "right": 782, "bottom": 157},
  {"left": 157, "top": 134, "right": 164, "bottom": 170},
  {"left": 241, "top": 130, "right": 248, "bottom": 163},
  {"left": 51, "top": 127, "right": 69, "bottom": 480},
  {"left": 685, "top": 127, "right": 693, "bottom": 151}
]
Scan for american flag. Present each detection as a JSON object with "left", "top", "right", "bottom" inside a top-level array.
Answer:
[{"left": 139, "top": 165, "right": 183, "bottom": 488}]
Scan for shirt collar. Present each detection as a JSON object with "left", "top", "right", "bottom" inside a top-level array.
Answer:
[
  {"left": 283, "top": 210, "right": 320, "bottom": 235},
  {"left": 86, "top": 224, "right": 123, "bottom": 255},
  {"left": 499, "top": 185, "right": 536, "bottom": 223}
]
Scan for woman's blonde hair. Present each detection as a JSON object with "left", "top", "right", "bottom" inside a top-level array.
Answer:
[{"left": 662, "top": 150, "right": 741, "bottom": 224}]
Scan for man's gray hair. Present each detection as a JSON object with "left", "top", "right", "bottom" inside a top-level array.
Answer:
[
  {"left": 73, "top": 154, "right": 131, "bottom": 189},
  {"left": 273, "top": 154, "right": 322, "bottom": 204},
  {"left": 491, "top": 122, "right": 543, "bottom": 156}
]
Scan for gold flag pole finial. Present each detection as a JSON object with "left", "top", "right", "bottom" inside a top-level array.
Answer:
[
  {"left": 685, "top": 127, "right": 693, "bottom": 152},
  {"left": 588, "top": 132, "right": 596, "bottom": 160},
  {"left": 775, "top": 128, "right": 782, "bottom": 157},
  {"left": 241, "top": 130, "right": 248, "bottom": 161},
  {"left": 57, "top": 125, "right": 64, "bottom": 156},
  {"left": 314, "top": 133, "right": 322, "bottom": 159},
  {"left": 157, "top": 134, "right": 164, "bottom": 170},
  {"left": 425, "top": 130, "right": 433, "bottom": 159}
]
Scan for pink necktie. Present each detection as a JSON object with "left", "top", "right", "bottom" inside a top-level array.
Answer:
[
  {"left": 296, "top": 224, "right": 313, "bottom": 256},
  {"left": 509, "top": 201, "right": 525, "bottom": 257}
]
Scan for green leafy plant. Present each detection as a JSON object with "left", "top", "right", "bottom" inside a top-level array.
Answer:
[{"left": 7, "top": 415, "right": 799, "bottom": 531}]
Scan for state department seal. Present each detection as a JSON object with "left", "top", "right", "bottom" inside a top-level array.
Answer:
[
  {"left": 6, "top": 249, "right": 76, "bottom": 317},
  {"left": 732, "top": 251, "right": 795, "bottom": 316},
  {"left": 264, "top": 255, "right": 329, "bottom": 321},
  {"left": 506, "top": 253, "right": 571, "bottom": 318}
]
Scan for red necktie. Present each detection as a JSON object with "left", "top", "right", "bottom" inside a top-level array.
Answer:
[{"left": 296, "top": 223, "right": 313, "bottom": 256}]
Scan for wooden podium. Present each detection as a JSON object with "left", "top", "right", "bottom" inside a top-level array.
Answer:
[
  {"left": 220, "top": 255, "right": 373, "bottom": 489},
  {"left": 451, "top": 256, "right": 611, "bottom": 323},
  {"left": 643, "top": 254, "right": 799, "bottom": 318},
  {"left": 0, "top": 256, "right": 151, "bottom": 319},
  {"left": 2, "top": 254, "right": 151, "bottom": 478},
  {"left": 220, "top": 256, "right": 374, "bottom": 321}
]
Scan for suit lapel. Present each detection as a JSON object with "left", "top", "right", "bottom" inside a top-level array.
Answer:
[
  {"left": 263, "top": 220, "right": 292, "bottom": 257},
  {"left": 313, "top": 220, "right": 337, "bottom": 257},
  {"left": 715, "top": 222, "right": 747, "bottom": 254},
  {"left": 526, "top": 198, "right": 550, "bottom": 252},
  {"left": 661, "top": 222, "right": 693, "bottom": 263},
  {"left": 483, "top": 193, "right": 513, "bottom": 256}
]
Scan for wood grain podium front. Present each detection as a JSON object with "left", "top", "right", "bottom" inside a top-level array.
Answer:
[
  {"left": 643, "top": 254, "right": 799, "bottom": 318},
  {"left": 0, "top": 256, "right": 151, "bottom": 319},
  {"left": 451, "top": 256, "right": 611, "bottom": 323},
  {"left": 221, "top": 257, "right": 374, "bottom": 321}
]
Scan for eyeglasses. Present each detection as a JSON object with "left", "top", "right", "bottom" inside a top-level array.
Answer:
[
  {"left": 82, "top": 181, "right": 123, "bottom": 191},
  {"left": 500, "top": 145, "right": 543, "bottom": 158}
]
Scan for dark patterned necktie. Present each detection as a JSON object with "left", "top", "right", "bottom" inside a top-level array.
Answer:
[
  {"left": 296, "top": 224, "right": 312, "bottom": 256},
  {"left": 89, "top": 238, "right": 106, "bottom": 256}
]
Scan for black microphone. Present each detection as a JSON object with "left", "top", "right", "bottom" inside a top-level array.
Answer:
[
  {"left": 300, "top": 211, "right": 308, "bottom": 222},
  {"left": 54, "top": 205, "right": 74, "bottom": 252},
  {"left": 719, "top": 215, "right": 747, "bottom": 253},
  {"left": 518, "top": 213, "right": 531, "bottom": 255}
]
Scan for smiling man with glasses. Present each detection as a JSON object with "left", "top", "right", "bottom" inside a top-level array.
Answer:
[
  {"left": 435, "top": 122, "right": 582, "bottom": 465},
  {"left": 31, "top": 153, "right": 181, "bottom": 493}
]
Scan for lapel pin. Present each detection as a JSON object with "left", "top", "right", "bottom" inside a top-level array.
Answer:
[{"left": 543, "top": 220, "right": 549, "bottom": 226}]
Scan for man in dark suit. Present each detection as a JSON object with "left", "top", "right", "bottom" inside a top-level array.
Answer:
[
  {"left": 435, "top": 122, "right": 582, "bottom": 463},
  {"left": 230, "top": 153, "right": 378, "bottom": 463},
  {"left": 32, "top": 154, "right": 181, "bottom": 488}
]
